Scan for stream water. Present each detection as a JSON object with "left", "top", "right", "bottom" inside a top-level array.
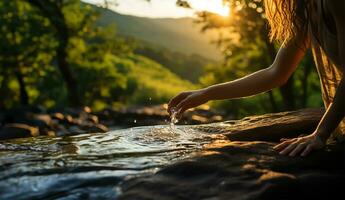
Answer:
[{"left": 0, "top": 124, "right": 224, "bottom": 200}]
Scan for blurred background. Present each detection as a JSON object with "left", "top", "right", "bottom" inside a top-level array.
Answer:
[{"left": 0, "top": 0, "right": 323, "bottom": 119}]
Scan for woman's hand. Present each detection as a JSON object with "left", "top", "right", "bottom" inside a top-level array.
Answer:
[
  {"left": 273, "top": 133, "right": 326, "bottom": 157},
  {"left": 167, "top": 89, "right": 209, "bottom": 118}
]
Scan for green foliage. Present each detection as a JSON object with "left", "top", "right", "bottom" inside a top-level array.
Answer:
[
  {"left": 0, "top": 0, "right": 56, "bottom": 107},
  {"left": 0, "top": 0, "right": 194, "bottom": 111},
  {"left": 73, "top": 53, "right": 194, "bottom": 110},
  {"left": 183, "top": 0, "right": 324, "bottom": 117},
  {"left": 123, "top": 55, "right": 195, "bottom": 105},
  {"left": 134, "top": 44, "right": 216, "bottom": 83},
  {"left": 0, "top": 0, "right": 324, "bottom": 118}
]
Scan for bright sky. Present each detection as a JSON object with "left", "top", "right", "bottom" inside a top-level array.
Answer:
[{"left": 83, "top": 0, "right": 230, "bottom": 18}]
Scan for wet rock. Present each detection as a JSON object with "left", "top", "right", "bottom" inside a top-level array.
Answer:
[
  {"left": 51, "top": 112, "right": 64, "bottom": 121},
  {"left": 118, "top": 108, "right": 344, "bottom": 200},
  {"left": 0, "top": 123, "right": 39, "bottom": 139},
  {"left": 67, "top": 126, "right": 85, "bottom": 135},
  {"left": 190, "top": 115, "right": 208, "bottom": 123},
  {"left": 20, "top": 114, "right": 53, "bottom": 131},
  {"left": 64, "top": 115, "right": 74, "bottom": 124},
  {"left": 83, "top": 106, "right": 92, "bottom": 113},
  {"left": 195, "top": 108, "right": 325, "bottom": 142},
  {"left": 80, "top": 123, "right": 109, "bottom": 133},
  {"left": 87, "top": 115, "right": 99, "bottom": 124},
  {"left": 0, "top": 106, "right": 110, "bottom": 139},
  {"left": 45, "top": 130, "right": 56, "bottom": 137}
]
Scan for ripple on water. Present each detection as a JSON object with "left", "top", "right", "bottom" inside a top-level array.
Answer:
[{"left": 0, "top": 125, "right": 224, "bottom": 199}]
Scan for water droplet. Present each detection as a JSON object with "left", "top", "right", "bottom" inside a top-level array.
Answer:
[{"left": 170, "top": 107, "right": 179, "bottom": 131}]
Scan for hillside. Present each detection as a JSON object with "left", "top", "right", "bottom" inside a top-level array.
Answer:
[
  {"left": 94, "top": 6, "right": 223, "bottom": 60},
  {"left": 134, "top": 44, "right": 214, "bottom": 83},
  {"left": 110, "top": 54, "right": 195, "bottom": 106}
]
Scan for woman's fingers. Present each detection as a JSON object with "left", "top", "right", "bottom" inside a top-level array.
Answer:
[
  {"left": 175, "top": 97, "right": 191, "bottom": 119},
  {"left": 280, "top": 138, "right": 289, "bottom": 142},
  {"left": 274, "top": 134, "right": 325, "bottom": 157},
  {"left": 273, "top": 138, "right": 297, "bottom": 151},
  {"left": 289, "top": 142, "right": 307, "bottom": 157},
  {"left": 301, "top": 144, "right": 314, "bottom": 157},
  {"left": 279, "top": 141, "right": 299, "bottom": 155},
  {"left": 168, "top": 92, "right": 189, "bottom": 114}
]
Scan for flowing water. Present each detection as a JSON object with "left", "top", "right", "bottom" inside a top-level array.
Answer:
[
  {"left": 0, "top": 125, "right": 224, "bottom": 200},
  {"left": 169, "top": 108, "right": 179, "bottom": 131}
]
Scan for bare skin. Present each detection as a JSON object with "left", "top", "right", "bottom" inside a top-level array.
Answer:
[
  {"left": 168, "top": 0, "right": 345, "bottom": 157},
  {"left": 274, "top": 0, "right": 345, "bottom": 156}
]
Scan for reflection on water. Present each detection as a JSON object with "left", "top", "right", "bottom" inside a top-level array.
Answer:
[{"left": 0, "top": 125, "right": 225, "bottom": 200}]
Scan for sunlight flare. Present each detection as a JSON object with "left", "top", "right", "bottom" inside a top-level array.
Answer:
[{"left": 191, "top": 0, "right": 230, "bottom": 16}]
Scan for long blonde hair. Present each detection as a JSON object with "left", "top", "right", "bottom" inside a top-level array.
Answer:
[{"left": 264, "top": 0, "right": 309, "bottom": 43}]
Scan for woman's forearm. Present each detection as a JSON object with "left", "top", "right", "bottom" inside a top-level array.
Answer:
[
  {"left": 315, "top": 77, "right": 345, "bottom": 141},
  {"left": 204, "top": 66, "right": 283, "bottom": 101},
  {"left": 203, "top": 38, "right": 308, "bottom": 101}
]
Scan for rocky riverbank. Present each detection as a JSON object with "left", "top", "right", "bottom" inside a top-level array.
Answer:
[
  {"left": 0, "top": 104, "right": 224, "bottom": 140},
  {"left": 118, "top": 108, "right": 345, "bottom": 200},
  {"left": 0, "top": 107, "right": 343, "bottom": 199},
  {"left": 119, "top": 141, "right": 344, "bottom": 199}
]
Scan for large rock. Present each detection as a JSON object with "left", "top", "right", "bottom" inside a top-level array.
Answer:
[
  {"left": 118, "top": 108, "right": 345, "bottom": 200},
  {"left": 195, "top": 108, "right": 325, "bottom": 142},
  {"left": 119, "top": 142, "right": 344, "bottom": 200},
  {"left": 0, "top": 106, "right": 110, "bottom": 139},
  {"left": 0, "top": 123, "right": 39, "bottom": 140}
]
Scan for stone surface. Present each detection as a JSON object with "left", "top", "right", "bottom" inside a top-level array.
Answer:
[
  {"left": 0, "top": 106, "right": 109, "bottom": 139},
  {"left": 0, "top": 123, "right": 39, "bottom": 139},
  {"left": 118, "top": 108, "right": 345, "bottom": 200},
  {"left": 195, "top": 108, "right": 325, "bottom": 142}
]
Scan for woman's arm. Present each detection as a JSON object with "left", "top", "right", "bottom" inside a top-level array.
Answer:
[
  {"left": 274, "top": 0, "right": 345, "bottom": 156},
  {"left": 168, "top": 35, "right": 309, "bottom": 115},
  {"left": 204, "top": 37, "right": 308, "bottom": 100},
  {"left": 316, "top": 0, "right": 345, "bottom": 141}
]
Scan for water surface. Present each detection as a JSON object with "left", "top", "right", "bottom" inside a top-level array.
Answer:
[{"left": 0, "top": 125, "right": 224, "bottom": 200}]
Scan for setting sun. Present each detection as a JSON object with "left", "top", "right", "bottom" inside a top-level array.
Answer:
[{"left": 190, "top": 0, "right": 230, "bottom": 16}]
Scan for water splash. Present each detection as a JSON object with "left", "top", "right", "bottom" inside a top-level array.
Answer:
[{"left": 170, "top": 107, "right": 179, "bottom": 131}]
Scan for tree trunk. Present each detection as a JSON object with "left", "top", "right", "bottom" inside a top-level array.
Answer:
[
  {"left": 14, "top": 68, "right": 29, "bottom": 106},
  {"left": 0, "top": 74, "right": 8, "bottom": 110},
  {"left": 302, "top": 64, "right": 311, "bottom": 107},
  {"left": 279, "top": 76, "right": 296, "bottom": 110},
  {"left": 301, "top": 52, "right": 314, "bottom": 107},
  {"left": 268, "top": 91, "right": 278, "bottom": 112},
  {"left": 56, "top": 39, "right": 81, "bottom": 107},
  {"left": 27, "top": 0, "right": 81, "bottom": 107}
]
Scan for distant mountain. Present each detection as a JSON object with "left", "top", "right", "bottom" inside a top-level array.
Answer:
[{"left": 94, "top": 6, "right": 223, "bottom": 60}]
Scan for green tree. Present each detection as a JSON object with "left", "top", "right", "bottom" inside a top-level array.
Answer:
[
  {"left": 26, "top": 0, "right": 96, "bottom": 106},
  {"left": 180, "top": 0, "right": 320, "bottom": 114},
  {"left": 0, "top": 0, "right": 55, "bottom": 107}
]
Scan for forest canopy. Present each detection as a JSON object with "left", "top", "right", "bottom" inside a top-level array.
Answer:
[
  {"left": 0, "top": 0, "right": 195, "bottom": 111},
  {"left": 0, "top": 0, "right": 323, "bottom": 118}
]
